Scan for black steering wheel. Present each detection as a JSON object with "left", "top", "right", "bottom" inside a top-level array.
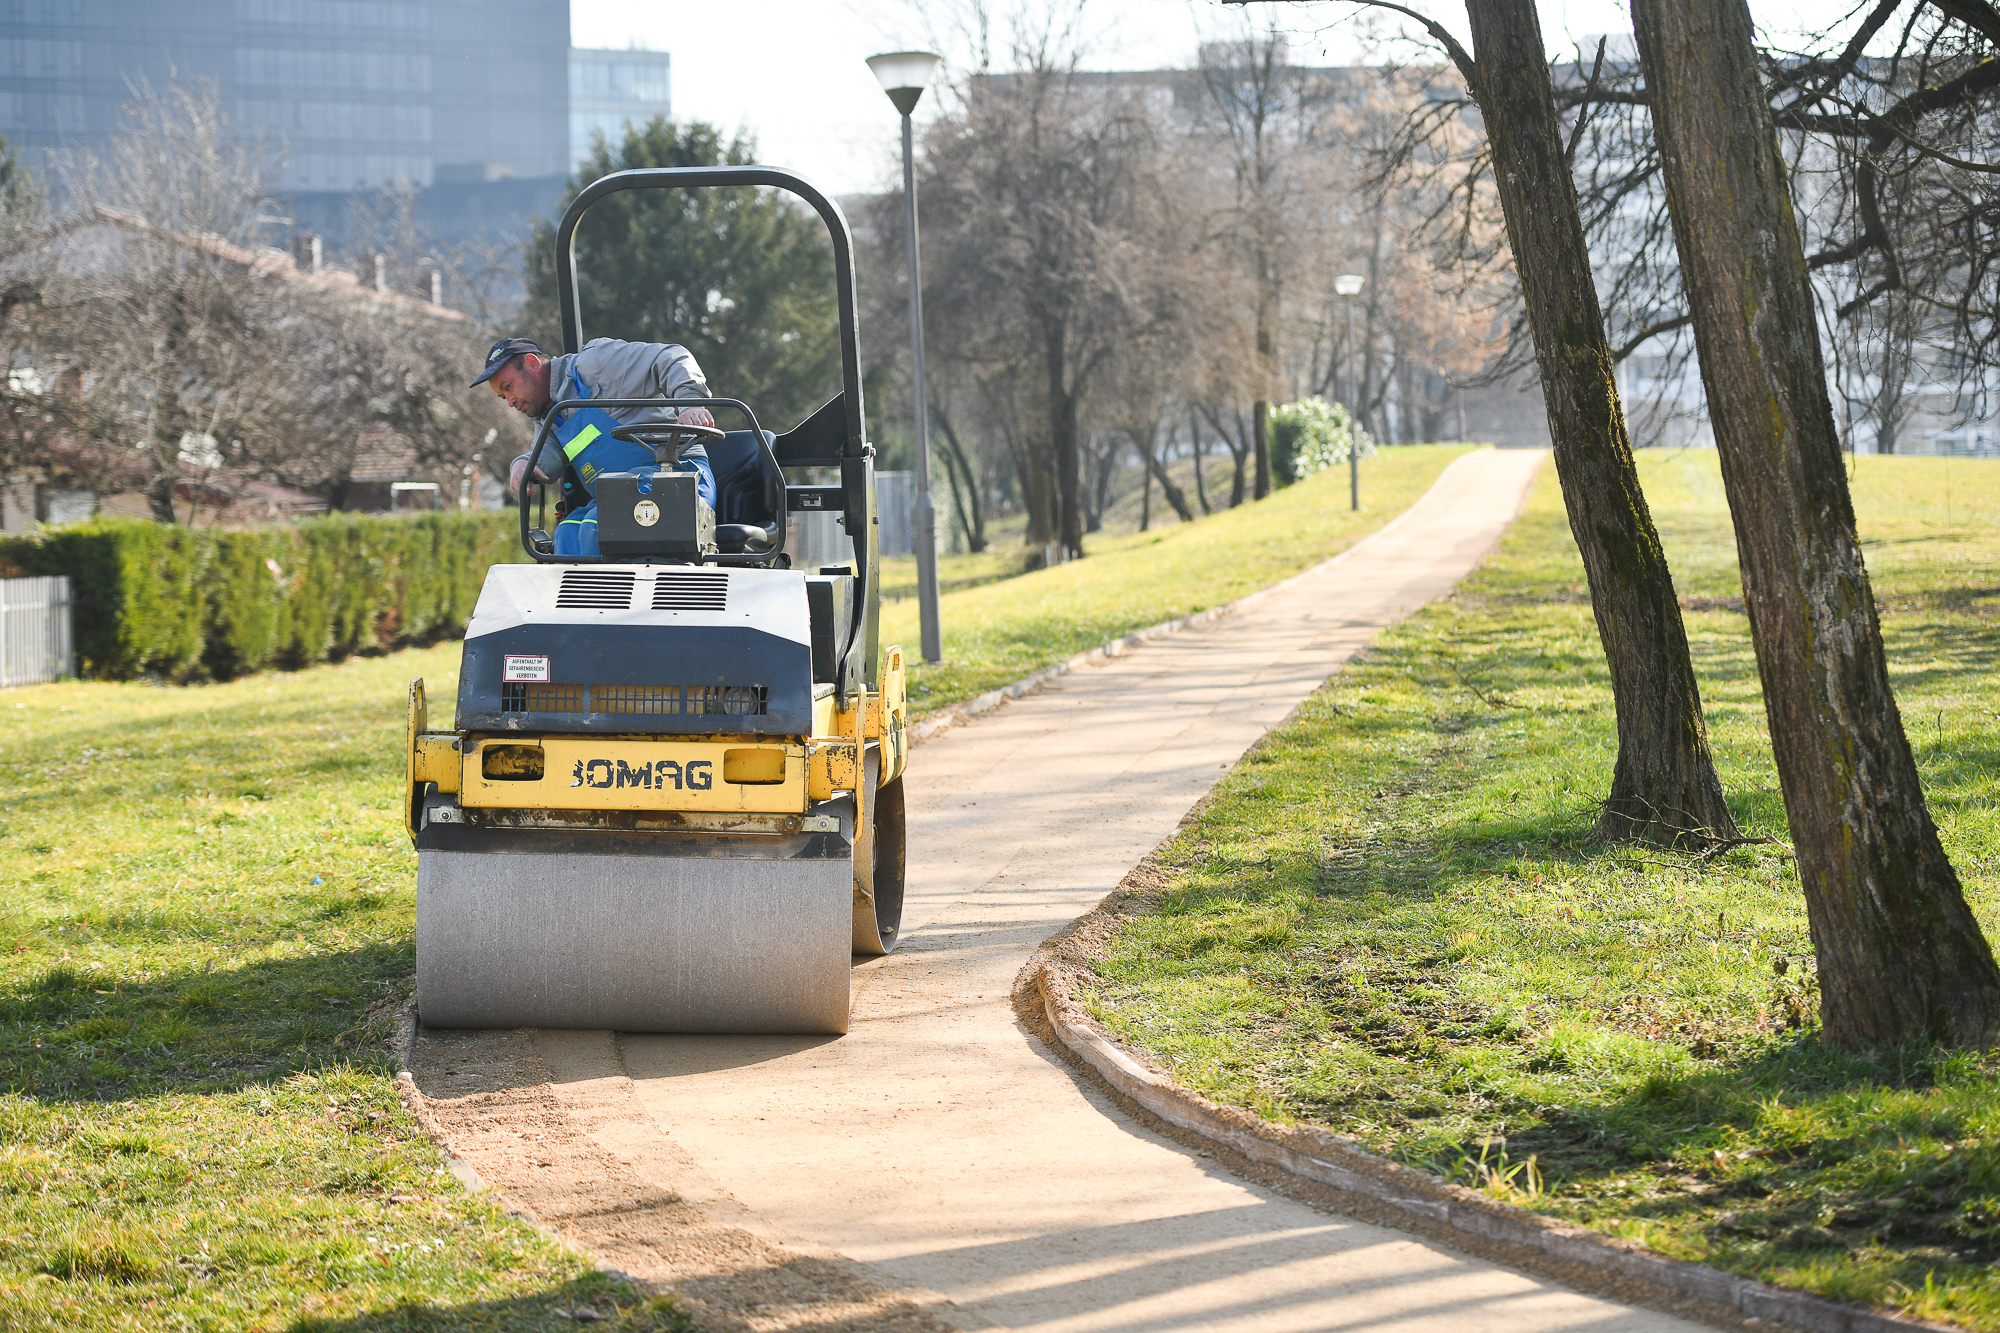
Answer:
[{"left": 609, "top": 420, "right": 726, "bottom": 464}]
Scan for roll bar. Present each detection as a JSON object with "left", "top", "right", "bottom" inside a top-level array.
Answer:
[
  {"left": 554, "top": 166, "right": 867, "bottom": 462},
  {"left": 543, "top": 164, "right": 883, "bottom": 686}
]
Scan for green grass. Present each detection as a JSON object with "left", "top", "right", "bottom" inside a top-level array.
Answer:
[
  {"left": 0, "top": 653, "right": 688, "bottom": 1330},
  {"left": 1085, "top": 450, "right": 2000, "bottom": 1330},
  {"left": 0, "top": 451, "right": 1470, "bottom": 1328},
  {"left": 882, "top": 444, "right": 1473, "bottom": 715}
]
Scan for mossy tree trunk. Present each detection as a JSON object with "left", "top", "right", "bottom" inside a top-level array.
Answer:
[
  {"left": 1460, "top": 0, "right": 1739, "bottom": 845},
  {"left": 1632, "top": 0, "right": 2000, "bottom": 1047}
]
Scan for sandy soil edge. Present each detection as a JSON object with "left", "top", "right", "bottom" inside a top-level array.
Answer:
[{"left": 390, "top": 1016, "right": 995, "bottom": 1332}]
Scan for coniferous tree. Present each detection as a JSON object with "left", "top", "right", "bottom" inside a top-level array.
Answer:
[{"left": 523, "top": 119, "right": 841, "bottom": 433}]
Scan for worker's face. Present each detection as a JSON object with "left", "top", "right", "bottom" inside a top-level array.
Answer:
[{"left": 489, "top": 353, "right": 552, "bottom": 417}]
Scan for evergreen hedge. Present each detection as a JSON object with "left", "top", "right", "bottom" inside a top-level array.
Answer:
[{"left": 0, "top": 511, "right": 526, "bottom": 681}]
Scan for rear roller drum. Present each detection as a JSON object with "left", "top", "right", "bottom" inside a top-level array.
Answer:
[{"left": 852, "top": 748, "right": 906, "bottom": 955}]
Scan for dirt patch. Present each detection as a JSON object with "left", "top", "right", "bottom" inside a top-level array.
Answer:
[{"left": 403, "top": 1027, "right": 983, "bottom": 1333}]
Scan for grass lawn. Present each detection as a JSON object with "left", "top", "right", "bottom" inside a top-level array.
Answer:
[
  {"left": 0, "top": 445, "right": 1468, "bottom": 1329},
  {"left": 881, "top": 444, "right": 1472, "bottom": 715},
  {"left": 0, "top": 650, "right": 687, "bottom": 1330},
  {"left": 1084, "top": 450, "right": 2000, "bottom": 1330}
]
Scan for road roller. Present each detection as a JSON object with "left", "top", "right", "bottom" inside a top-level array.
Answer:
[{"left": 402, "top": 166, "right": 907, "bottom": 1034}]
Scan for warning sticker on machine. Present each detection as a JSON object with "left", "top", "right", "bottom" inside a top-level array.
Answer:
[{"left": 504, "top": 655, "right": 551, "bottom": 682}]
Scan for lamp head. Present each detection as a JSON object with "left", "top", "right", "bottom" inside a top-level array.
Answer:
[
  {"left": 1334, "top": 274, "right": 1366, "bottom": 298},
  {"left": 868, "top": 50, "right": 942, "bottom": 117}
]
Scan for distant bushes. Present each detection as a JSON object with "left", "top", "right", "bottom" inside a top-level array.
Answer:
[
  {"left": 1270, "top": 397, "right": 1376, "bottom": 487},
  {"left": 0, "top": 512, "right": 525, "bottom": 681}
]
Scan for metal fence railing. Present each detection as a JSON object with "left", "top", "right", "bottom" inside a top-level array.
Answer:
[{"left": 0, "top": 575, "right": 73, "bottom": 687}]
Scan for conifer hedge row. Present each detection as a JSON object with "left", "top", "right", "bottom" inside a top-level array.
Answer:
[{"left": 0, "top": 512, "right": 525, "bottom": 681}]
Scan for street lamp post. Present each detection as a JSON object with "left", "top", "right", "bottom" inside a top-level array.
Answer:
[
  {"left": 868, "top": 50, "right": 945, "bottom": 664},
  {"left": 1333, "top": 273, "right": 1366, "bottom": 511}
]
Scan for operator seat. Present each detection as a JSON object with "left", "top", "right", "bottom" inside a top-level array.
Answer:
[{"left": 705, "top": 429, "right": 783, "bottom": 556}]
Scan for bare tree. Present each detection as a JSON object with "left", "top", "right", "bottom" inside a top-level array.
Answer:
[
  {"left": 1194, "top": 24, "right": 1311, "bottom": 499},
  {"left": 1634, "top": 0, "right": 2000, "bottom": 1048},
  {"left": 1298, "top": 0, "right": 1742, "bottom": 846},
  {"left": 41, "top": 84, "right": 295, "bottom": 520},
  {"left": 3, "top": 84, "right": 513, "bottom": 520},
  {"left": 916, "top": 11, "right": 1175, "bottom": 558}
]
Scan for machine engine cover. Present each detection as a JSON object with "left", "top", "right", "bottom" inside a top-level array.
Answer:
[
  {"left": 595, "top": 468, "right": 715, "bottom": 557},
  {"left": 455, "top": 564, "right": 814, "bottom": 735}
]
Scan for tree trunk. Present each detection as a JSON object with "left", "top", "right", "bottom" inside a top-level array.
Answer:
[
  {"left": 930, "top": 400, "right": 987, "bottom": 553},
  {"left": 1460, "top": 0, "right": 1740, "bottom": 845},
  {"left": 145, "top": 431, "right": 179, "bottom": 523},
  {"left": 1045, "top": 325, "right": 1085, "bottom": 558},
  {"left": 1084, "top": 430, "right": 1117, "bottom": 534},
  {"left": 1360, "top": 205, "right": 1386, "bottom": 445},
  {"left": 146, "top": 472, "right": 178, "bottom": 523},
  {"left": 1252, "top": 399, "right": 1272, "bottom": 500},
  {"left": 1138, "top": 428, "right": 1154, "bottom": 531},
  {"left": 1011, "top": 429, "right": 1055, "bottom": 549},
  {"left": 1054, "top": 391, "right": 1084, "bottom": 556},
  {"left": 1188, "top": 409, "right": 1212, "bottom": 515},
  {"left": 1633, "top": 0, "right": 2000, "bottom": 1047},
  {"left": 1147, "top": 426, "right": 1196, "bottom": 523}
]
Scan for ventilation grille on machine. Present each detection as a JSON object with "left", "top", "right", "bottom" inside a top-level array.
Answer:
[
  {"left": 591, "top": 684, "right": 681, "bottom": 714},
  {"left": 652, "top": 572, "right": 729, "bottom": 611},
  {"left": 502, "top": 683, "right": 587, "bottom": 712},
  {"left": 500, "top": 682, "right": 767, "bottom": 716},
  {"left": 555, "top": 570, "right": 638, "bottom": 609}
]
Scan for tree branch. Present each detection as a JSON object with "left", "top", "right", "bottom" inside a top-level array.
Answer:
[
  {"left": 1929, "top": 0, "right": 2000, "bottom": 49},
  {"left": 1564, "top": 37, "right": 1610, "bottom": 168},
  {"left": 1224, "top": 0, "right": 1479, "bottom": 89},
  {"left": 1613, "top": 314, "right": 1693, "bottom": 362}
]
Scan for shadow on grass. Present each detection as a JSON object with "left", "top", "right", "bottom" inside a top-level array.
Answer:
[
  {"left": 1497, "top": 1034, "right": 2000, "bottom": 1276},
  {"left": 0, "top": 938, "right": 413, "bottom": 1103},
  {"left": 286, "top": 1276, "right": 688, "bottom": 1333}
]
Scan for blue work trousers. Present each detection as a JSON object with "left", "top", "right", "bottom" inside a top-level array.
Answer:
[{"left": 554, "top": 458, "right": 716, "bottom": 557}]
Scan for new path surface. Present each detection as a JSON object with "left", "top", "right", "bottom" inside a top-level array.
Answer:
[{"left": 415, "top": 448, "right": 1701, "bottom": 1333}]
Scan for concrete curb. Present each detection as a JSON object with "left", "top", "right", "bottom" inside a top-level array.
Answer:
[
  {"left": 905, "top": 446, "right": 1490, "bottom": 749},
  {"left": 389, "top": 999, "right": 492, "bottom": 1198},
  {"left": 1022, "top": 899, "right": 1957, "bottom": 1333}
]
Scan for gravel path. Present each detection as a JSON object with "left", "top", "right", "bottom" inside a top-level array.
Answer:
[{"left": 411, "top": 448, "right": 1702, "bottom": 1333}]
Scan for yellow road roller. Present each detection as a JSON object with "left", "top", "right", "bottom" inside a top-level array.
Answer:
[{"left": 402, "top": 166, "right": 907, "bottom": 1034}]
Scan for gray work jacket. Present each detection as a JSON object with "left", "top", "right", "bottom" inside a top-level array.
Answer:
[{"left": 542, "top": 337, "right": 714, "bottom": 466}]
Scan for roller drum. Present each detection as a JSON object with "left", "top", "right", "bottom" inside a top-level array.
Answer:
[
  {"left": 417, "top": 837, "right": 853, "bottom": 1034},
  {"left": 852, "top": 753, "right": 906, "bottom": 956}
]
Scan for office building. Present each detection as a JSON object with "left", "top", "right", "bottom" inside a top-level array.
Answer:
[
  {"left": 569, "top": 46, "right": 670, "bottom": 167},
  {"left": 0, "top": 0, "right": 569, "bottom": 190}
]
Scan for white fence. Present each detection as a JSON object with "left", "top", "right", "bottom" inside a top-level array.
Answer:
[
  {"left": 785, "top": 471, "right": 919, "bottom": 570},
  {"left": 875, "top": 471, "right": 915, "bottom": 557},
  {"left": 0, "top": 575, "right": 72, "bottom": 687}
]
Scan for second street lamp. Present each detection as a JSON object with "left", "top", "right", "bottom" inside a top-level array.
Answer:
[
  {"left": 867, "top": 49, "right": 944, "bottom": 664},
  {"left": 1333, "top": 272, "right": 1366, "bottom": 511}
]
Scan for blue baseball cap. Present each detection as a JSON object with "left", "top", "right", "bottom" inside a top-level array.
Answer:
[{"left": 471, "top": 337, "right": 543, "bottom": 387}]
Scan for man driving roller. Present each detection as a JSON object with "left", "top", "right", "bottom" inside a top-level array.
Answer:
[{"left": 476, "top": 335, "right": 720, "bottom": 557}]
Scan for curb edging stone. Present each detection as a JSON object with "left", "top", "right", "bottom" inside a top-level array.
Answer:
[{"left": 1024, "top": 904, "right": 1958, "bottom": 1333}]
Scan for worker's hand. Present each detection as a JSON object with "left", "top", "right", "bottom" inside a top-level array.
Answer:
[
  {"left": 507, "top": 453, "right": 556, "bottom": 492},
  {"left": 677, "top": 406, "right": 715, "bottom": 430}
]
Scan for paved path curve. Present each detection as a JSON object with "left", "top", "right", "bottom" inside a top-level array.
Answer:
[{"left": 414, "top": 448, "right": 1705, "bottom": 1333}]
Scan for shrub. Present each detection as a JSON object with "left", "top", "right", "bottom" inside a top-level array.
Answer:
[
  {"left": 1270, "top": 396, "right": 1376, "bottom": 486},
  {"left": 0, "top": 511, "right": 524, "bottom": 681}
]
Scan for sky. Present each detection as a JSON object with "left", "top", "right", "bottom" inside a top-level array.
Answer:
[{"left": 570, "top": 2, "right": 1833, "bottom": 197}]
